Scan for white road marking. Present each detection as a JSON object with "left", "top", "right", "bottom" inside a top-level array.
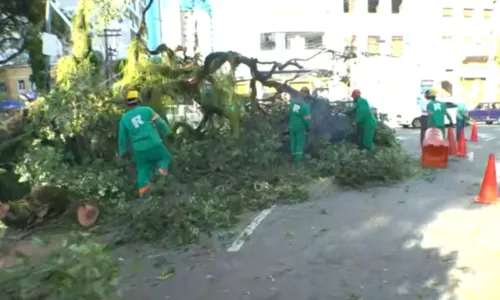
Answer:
[
  {"left": 477, "top": 133, "right": 494, "bottom": 142},
  {"left": 467, "top": 152, "right": 474, "bottom": 162},
  {"left": 397, "top": 136, "right": 409, "bottom": 141},
  {"left": 227, "top": 205, "right": 276, "bottom": 252}
]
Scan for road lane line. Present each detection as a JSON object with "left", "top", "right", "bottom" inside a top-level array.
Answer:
[{"left": 227, "top": 205, "right": 276, "bottom": 252}]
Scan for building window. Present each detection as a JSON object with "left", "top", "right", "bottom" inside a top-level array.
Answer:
[
  {"left": 344, "top": 0, "right": 355, "bottom": 13},
  {"left": 260, "top": 33, "right": 276, "bottom": 51},
  {"left": 483, "top": 9, "right": 493, "bottom": 19},
  {"left": 367, "top": 36, "right": 380, "bottom": 56},
  {"left": 442, "top": 8, "right": 453, "bottom": 17},
  {"left": 391, "top": 36, "right": 404, "bottom": 57},
  {"left": 368, "top": 1, "right": 377, "bottom": 13},
  {"left": 285, "top": 32, "right": 324, "bottom": 50},
  {"left": 463, "top": 8, "right": 474, "bottom": 18},
  {"left": 17, "top": 80, "right": 25, "bottom": 91},
  {"left": 0, "top": 82, "right": 6, "bottom": 93},
  {"left": 392, "top": 0, "right": 402, "bottom": 13}
]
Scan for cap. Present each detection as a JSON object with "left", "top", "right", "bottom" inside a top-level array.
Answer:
[{"left": 351, "top": 89, "right": 361, "bottom": 97}]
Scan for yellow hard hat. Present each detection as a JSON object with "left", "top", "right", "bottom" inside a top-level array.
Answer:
[
  {"left": 126, "top": 90, "right": 139, "bottom": 100},
  {"left": 428, "top": 88, "right": 438, "bottom": 97}
]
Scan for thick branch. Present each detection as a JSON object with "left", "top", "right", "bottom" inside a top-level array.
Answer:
[
  {"left": 0, "top": 42, "right": 26, "bottom": 64},
  {"left": 0, "top": 37, "right": 22, "bottom": 48}
]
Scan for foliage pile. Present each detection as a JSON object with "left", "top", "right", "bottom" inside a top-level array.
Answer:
[
  {"left": 0, "top": 233, "right": 119, "bottom": 300},
  {"left": 313, "top": 142, "right": 416, "bottom": 188}
]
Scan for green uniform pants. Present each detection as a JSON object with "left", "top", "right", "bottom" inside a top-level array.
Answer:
[
  {"left": 290, "top": 129, "right": 306, "bottom": 163},
  {"left": 359, "top": 126, "right": 376, "bottom": 151},
  {"left": 133, "top": 144, "right": 171, "bottom": 195}
]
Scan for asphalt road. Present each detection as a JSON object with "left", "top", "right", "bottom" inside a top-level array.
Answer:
[{"left": 119, "top": 124, "right": 500, "bottom": 300}]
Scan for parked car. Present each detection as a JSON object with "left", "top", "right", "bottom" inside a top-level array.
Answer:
[
  {"left": 396, "top": 101, "right": 457, "bottom": 128},
  {"left": 165, "top": 104, "right": 203, "bottom": 128},
  {"left": 468, "top": 102, "right": 500, "bottom": 125}
]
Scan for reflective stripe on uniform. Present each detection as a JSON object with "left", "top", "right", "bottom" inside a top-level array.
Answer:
[{"left": 138, "top": 185, "right": 150, "bottom": 194}]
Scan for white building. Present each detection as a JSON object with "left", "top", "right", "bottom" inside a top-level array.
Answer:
[
  {"left": 181, "top": 9, "right": 213, "bottom": 58},
  {"left": 161, "top": 0, "right": 183, "bottom": 48},
  {"left": 212, "top": 0, "right": 499, "bottom": 104}
]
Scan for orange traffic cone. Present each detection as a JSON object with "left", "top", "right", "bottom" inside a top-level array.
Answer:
[
  {"left": 447, "top": 127, "right": 457, "bottom": 156},
  {"left": 456, "top": 129, "right": 467, "bottom": 157},
  {"left": 470, "top": 121, "right": 478, "bottom": 142},
  {"left": 474, "top": 154, "right": 499, "bottom": 204}
]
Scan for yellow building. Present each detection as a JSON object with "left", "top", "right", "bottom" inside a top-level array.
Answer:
[
  {"left": 0, "top": 64, "right": 57, "bottom": 99},
  {"left": 0, "top": 65, "right": 33, "bottom": 99}
]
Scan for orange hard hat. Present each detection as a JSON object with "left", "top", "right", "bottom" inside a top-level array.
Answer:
[{"left": 351, "top": 89, "right": 361, "bottom": 97}]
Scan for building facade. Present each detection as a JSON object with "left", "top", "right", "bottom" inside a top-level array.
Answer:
[
  {"left": 212, "top": 0, "right": 499, "bottom": 104},
  {"left": 181, "top": 9, "right": 213, "bottom": 58}
]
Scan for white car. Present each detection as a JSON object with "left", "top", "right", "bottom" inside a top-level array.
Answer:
[
  {"left": 396, "top": 101, "right": 457, "bottom": 128},
  {"left": 165, "top": 104, "right": 203, "bottom": 128}
]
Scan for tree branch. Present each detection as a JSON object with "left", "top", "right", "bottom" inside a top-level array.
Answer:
[
  {"left": 0, "top": 43, "right": 26, "bottom": 64},
  {"left": 0, "top": 37, "right": 23, "bottom": 49}
]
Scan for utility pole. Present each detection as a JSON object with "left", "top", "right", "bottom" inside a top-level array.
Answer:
[
  {"left": 45, "top": 0, "right": 52, "bottom": 91},
  {"left": 97, "top": 29, "right": 121, "bottom": 85}
]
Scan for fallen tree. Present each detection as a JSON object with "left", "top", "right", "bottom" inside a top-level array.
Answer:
[{"left": 0, "top": 0, "right": 418, "bottom": 243}]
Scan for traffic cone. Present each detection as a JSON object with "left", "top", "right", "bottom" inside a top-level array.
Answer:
[
  {"left": 447, "top": 127, "right": 457, "bottom": 156},
  {"left": 456, "top": 129, "right": 467, "bottom": 157},
  {"left": 470, "top": 121, "right": 478, "bottom": 142},
  {"left": 474, "top": 153, "right": 499, "bottom": 204}
]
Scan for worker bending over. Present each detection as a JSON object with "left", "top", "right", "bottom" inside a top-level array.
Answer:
[
  {"left": 352, "top": 89, "right": 377, "bottom": 150},
  {"left": 287, "top": 91, "right": 311, "bottom": 164},
  {"left": 118, "top": 90, "right": 172, "bottom": 196},
  {"left": 425, "top": 88, "right": 453, "bottom": 138}
]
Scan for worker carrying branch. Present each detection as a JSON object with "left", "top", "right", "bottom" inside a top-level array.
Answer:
[
  {"left": 117, "top": 90, "right": 172, "bottom": 196},
  {"left": 425, "top": 88, "right": 453, "bottom": 138},
  {"left": 286, "top": 90, "right": 311, "bottom": 164},
  {"left": 351, "top": 89, "right": 377, "bottom": 150}
]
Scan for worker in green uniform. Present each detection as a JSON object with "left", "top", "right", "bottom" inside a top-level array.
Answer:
[
  {"left": 118, "top": 90, "right": 172, "bottom": 196},
  {"left": 351, "top": 89, "right": 377, "bottom": 150},
  {"left": 455, "top": 99, "right": 472, "bottom": 141},
  {"left": 425, "top": 88, "right": 453, "bottom": 138},
  {"left": 286, "top": 91, "right": 311, "bottom": 164}
]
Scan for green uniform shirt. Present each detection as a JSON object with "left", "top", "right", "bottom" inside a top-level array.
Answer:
[
  {"left": 456, "top": 102, "right": 468, "bottom": 120},
  {"left": 118, "top": 105, "right": 170, "bottom": 156},
  {"left": 354, "top": 97, "right": 377, "bottom": 126},
  {"left": 288, "top": 101, "right": 311, "bottom": 131},
  {"left": 426, "top": 100, "right": 446, "bottom": 127}
]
